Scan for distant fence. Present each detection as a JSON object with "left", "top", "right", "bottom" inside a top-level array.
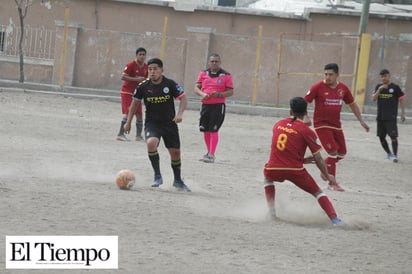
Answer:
[
  {"left": 0, "top": 24, "right": 411, "bottom": 110},
  {"left": 0, "top": 24, "right": 55, "bottom": 60}
]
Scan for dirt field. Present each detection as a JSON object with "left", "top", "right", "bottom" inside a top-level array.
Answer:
[{"left": 1, "top": 90, "right": 411, "bottom": 274}]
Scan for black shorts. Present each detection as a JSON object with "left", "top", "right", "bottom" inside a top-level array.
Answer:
[
  {"left": 199, "top": 103, "right": 226, "bottom": 132},
  {"left": 377, "top": 120, "right": 398, "bottom": 138},
  {"left": 144, "top": 120, "right": 180, "bottom": 149}
]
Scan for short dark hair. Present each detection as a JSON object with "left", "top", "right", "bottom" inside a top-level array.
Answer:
[
  {"left": 380, "top": 69, "right": 390, "bottom": 75},
  {"left": 136, "top": 47, "right": 146, "bottom": 55},
  {"left": 324, "top": 63, "right": 339, "bottom": 73},
  {"left": 209, "top": 53, "right": 221, "bottom": 60},
  {"left": 147, "top": 58, "right": 163, "bottom": 68},
  {"left": 290, "top": 97, "right": 307, "bottom": 115}
]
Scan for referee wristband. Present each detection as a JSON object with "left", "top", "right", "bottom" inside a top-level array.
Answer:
[{"left": 218, "top": 93, "right": 223, "bottom": 98}]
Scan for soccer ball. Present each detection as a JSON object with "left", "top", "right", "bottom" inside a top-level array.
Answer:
[{"left": 115, "top": 169, "right": 135, "bottom": 190}]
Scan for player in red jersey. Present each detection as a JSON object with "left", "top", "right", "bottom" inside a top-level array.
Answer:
[
  {"left": 263, "top": 97, "right": 341, "bottom": 225},
  {"left": 194, "top": 53, "right": 234, "bottom": 163},
  {"left": 304, "top": 63, "right": 369, "bottom": 191},
  {"left": 116, "top": 47, "right": 148, "bottom": 142}
]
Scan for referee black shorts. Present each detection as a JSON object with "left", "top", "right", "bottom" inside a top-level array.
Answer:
[{"left": 199, "top": 103, "right": 226, "bottom": 132}]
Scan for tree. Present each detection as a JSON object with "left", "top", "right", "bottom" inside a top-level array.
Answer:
[{"left": 14, "top": 0, "right": 33, "bottom": 83}]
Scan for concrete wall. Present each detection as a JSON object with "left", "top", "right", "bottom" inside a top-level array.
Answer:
[{"left": 0, "top": 0, "right": 411, "bottom": 108}]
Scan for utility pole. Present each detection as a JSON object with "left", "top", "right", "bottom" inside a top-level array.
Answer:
[
  {"left": 358, "top": 0, "right": 371, "bottom": 35},
  {"left": 352, "top": 0, "right": 371, "bottom": 113}
]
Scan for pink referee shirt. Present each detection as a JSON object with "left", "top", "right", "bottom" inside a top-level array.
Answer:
[{"left": 196, "top": 70, "right": 234, "bottom": 104}]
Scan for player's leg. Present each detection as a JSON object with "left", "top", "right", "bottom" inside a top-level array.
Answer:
[
  {"left": 199, "top": 104, "right": 211, "bottom": 159},
  {"left": 292, "top": 170, "right": 341, "bottom": 224},
  {"left": 135, "top": 101, "right": 144, "bottom": 141},
  {"left": 335, "top": 129, "right": 347, "bottom": 164},
  {"left": 208, "top": 104, "right": 225, "bottom": 161},
  {"left": 263, "top": 179, "right": 276, "bottom": 218},
  {"left": 263, "top": 168, "right": 284, "bottom": 219},
  {"left": 315, "top": 128, "right": 343, "bottom": 191},
  {"left": 164, "top": 123, "right": 190, "bottom": 192},
  {"left": 377, "top": 120, "right": 392, "bottom": 157},
  {"left": 116, "top": 93, "right": 132, "bottom": 141},
  {"left": 145, "top": 122, "right": 163, "bottom": 187},
  {"left": 387, "top": 121, "right": 399, "bottom": 162},
  {"left": 316, "top": 128, "right": 338, "bottom": 176},
  {"left": 199, "top": 104, "right": 219, "bottom": 163}
]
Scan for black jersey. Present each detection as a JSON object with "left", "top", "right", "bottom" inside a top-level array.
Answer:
[
  {"left": 374, "top": 83, "right": 405, "bottom": 121},
  {"left": 134, "top": 76, "right": 185, "bottom": 122}
]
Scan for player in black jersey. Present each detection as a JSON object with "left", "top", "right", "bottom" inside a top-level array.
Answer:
[
  {"left": 124, "top": 58, "right": 190, "bottom": 191},
  {"left": 372, "top": 69, "right": 406, "bottom": 163}
]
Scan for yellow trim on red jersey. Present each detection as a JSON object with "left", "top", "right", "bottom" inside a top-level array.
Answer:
[
  {"left": 264, "top": 167, "right": 304, "bottom": 171},
  {"left": 314, "top": 125, "right": 343, "bottom": 131}
]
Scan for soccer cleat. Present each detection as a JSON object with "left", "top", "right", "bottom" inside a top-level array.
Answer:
[
  {"left": 331, "top": 217, "right": 342, "bottom": 225},
  {"left": 328, "top": 183, "right": 345, "bottom": 192},
  {"left": 173, "top": 179, "right": 191, "bottom": 192},
  {"left": 151, "top": 175, "right": 163, "bottom": 187},
  {"left": 116, "top": 134, "right": 130, "bottom": 142},
  {"left": 135, "top": 136, "right": 144, "bottom": 142},
  {"left": 203, "top": 154, "right": 215, "bottom": 163},
  {"left": 387, "top": 153, "right": 399, "bottom": 163},
  {"left": 199, "top": 153, "right": 209, "bottom": 161},
  {"left": 268, "top": 207, "right": 277, "bottom": 220}
]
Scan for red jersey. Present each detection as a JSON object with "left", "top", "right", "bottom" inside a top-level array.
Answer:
[
  {"left": 196, "top": 69, "right": 234, "bottom": 104},
  {"left": 264, "top": 117, "right": 322, "bottom": 171},
  {"left": 304, "top": 80, "right": 354, "bottom": 129},
  {"left": 121, "top": 60, "right": 148, "bottom": 95}
]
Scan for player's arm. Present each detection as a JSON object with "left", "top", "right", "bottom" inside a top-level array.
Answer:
[
  {"left": 121, "top": 73, "right": 145, "bottom": 83},
  {"left": 124, "top": 99, "right": 139, "bottom": 133},
  {"left": 399, "top": 96, "right": 406, "bottom": 122},
  {"left": 174, "top": 95, "right": 187, "bottom": 123},
  {"left": 313, "top": 152, "right": 337, "bottom": 185},
  {"left": 211, "top": 88, "right": 234, "bottom": 98},
  {"left": 302, "top": 98, "right": 312, "bottom": 126},
  {"left": 349, "top": 102, "right": 370, "bottom": 132},
  {"left": 194, "top": 82, "right": 210, "bottom": 100},
  {"left": 303, "top": 155, "right": 315, "bottom": 164},
  {"left": 372, "top": 84, "right": 387, "bottom": 101},
  {"left": 303, "top": 114, "right": 312, "bottom": 126}
]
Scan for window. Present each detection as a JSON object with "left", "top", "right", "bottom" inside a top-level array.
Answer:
[{"left": 218, "top": 0, "right": 236, "bottom": 7}]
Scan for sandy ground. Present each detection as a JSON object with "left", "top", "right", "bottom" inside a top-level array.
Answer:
[{"left": 1, "top": 90, "right": 412, "bottom": 274}]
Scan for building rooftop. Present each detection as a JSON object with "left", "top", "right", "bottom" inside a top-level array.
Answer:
[{"left": 249, "top": 0, "right": 412, "bottom": 18}]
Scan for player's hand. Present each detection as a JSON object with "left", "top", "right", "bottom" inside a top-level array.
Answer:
[
  {"left": 202, "top": 93, "right": 210, "bottom": 100},
  {"left": 124, "top": 123, "right": 131, "bottom": 134},
  {"left": 379, "top": 84, "right": 388, "bottom": 90},
  {"left": 361, "top": 121, "right": 370, "bottom": 132},
  {"left": 401, "top": 114, "right": 406, "bottom": 123},
  {"left": 327, "top": 174, "right": 337, "bottom": 185},
  {"left": 173, "top": 115, "right": 183, "bottom": 123}
]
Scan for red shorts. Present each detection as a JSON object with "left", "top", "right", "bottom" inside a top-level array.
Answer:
[
  {"left": 315, "top": 127, "right": 346, "bottom": 156},
  {"left": 121, "top": 93, "right": 142, "bottom": 115},
  {"left": 263, "top": 168, "right": 321, "bottom": 195}
]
